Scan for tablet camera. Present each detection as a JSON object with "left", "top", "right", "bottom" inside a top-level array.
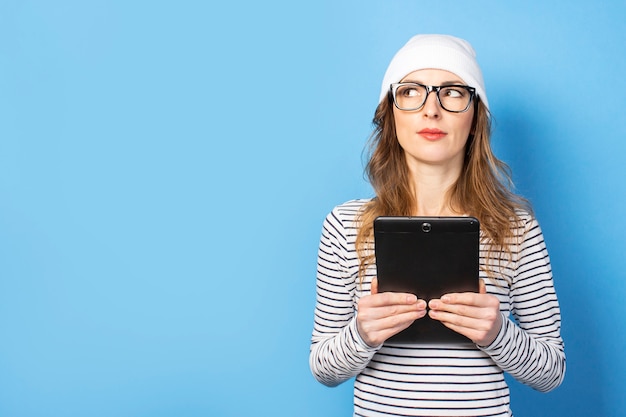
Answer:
[{"left": 421, "top": 222, "right": 432, "bottom": 233}]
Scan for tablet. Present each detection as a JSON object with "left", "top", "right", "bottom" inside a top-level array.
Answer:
[{"left": 374, "top": 216, "right": 480, "bottom": 344}]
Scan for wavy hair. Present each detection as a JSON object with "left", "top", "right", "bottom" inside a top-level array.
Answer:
[{"left": 355, "top": 94, "right": 531, "bottom": 280}]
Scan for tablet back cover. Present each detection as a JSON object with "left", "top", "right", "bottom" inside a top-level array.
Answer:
[{"left": 374, "top": 216, "right": 479, "bottom": 344}]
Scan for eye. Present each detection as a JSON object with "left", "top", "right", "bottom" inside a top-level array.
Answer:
[
  {"left": 399, "top": 86, "right": 421, "bottom": 98},
  {"left": 441, "top": 87, "right": 468, "bottom": 99}
]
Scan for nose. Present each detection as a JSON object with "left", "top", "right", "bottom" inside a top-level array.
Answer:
[{"left": 422, "top": 90, "right": 441, "bottom": 118}]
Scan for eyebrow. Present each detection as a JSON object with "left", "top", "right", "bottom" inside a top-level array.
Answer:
[{"left": 402, "top": 79, "right": 467, "bottom": 86}]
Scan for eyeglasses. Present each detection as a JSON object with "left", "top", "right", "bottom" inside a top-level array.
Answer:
[{"left": 390, "top": 82, "right": 476, "bottom": 113}]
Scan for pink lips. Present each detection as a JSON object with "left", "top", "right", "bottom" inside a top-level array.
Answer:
[{"left": 418, "top": 128, "right": 447, "bottom": 141}]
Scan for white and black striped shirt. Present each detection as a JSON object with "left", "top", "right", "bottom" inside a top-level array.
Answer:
[{"left": 310, "top": 199, "right": 565, "bottom": 417}]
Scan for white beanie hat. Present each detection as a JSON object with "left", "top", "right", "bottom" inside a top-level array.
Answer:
[{"left": 379, "top": 34, "right": 489, "bottom": 110}]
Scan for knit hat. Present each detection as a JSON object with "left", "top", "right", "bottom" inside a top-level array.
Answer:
[{"left": 379, "top": 34, "right": 489, "bottom": 110}]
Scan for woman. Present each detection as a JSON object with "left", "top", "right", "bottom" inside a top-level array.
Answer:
[{"left": 309, "top": 34, "right": 565, "bottom": 417}]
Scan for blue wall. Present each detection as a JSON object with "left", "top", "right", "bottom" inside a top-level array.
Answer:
[{"left": 0, "top": 1, "right": 624, "bottom": 416}]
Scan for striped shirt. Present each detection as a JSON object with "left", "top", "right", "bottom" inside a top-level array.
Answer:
[{"left": 309, "top": 199, "right": 565, "bottom": 417}]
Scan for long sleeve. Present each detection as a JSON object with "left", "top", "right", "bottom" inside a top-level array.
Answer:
[
  {"left": 309, "top": 203, "right": 379, "bottom": 387},
  {"left": 309, "top": 204, "right": 566, "bottom": 416},
  {"left": 479, "top": 216, "right": 566, "bottom": 392}
]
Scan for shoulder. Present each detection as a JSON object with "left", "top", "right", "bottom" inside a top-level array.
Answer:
[
  {"left": 330, "top": 199, "right": 371, "bottom": 219},
  {"left": 511, "top": 209, "right": 548, "bottom": 247},
  {"left": 515, "top": 209, "right": 543, "bottom": 228},
  {"left": 511, "top": 209, "right": 538, "bottom": 231},
  {"left": 322, "top": 199, "right": 371, "bottom": 239}
]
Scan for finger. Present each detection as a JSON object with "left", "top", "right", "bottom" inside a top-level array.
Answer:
[
  {"left": 428, "top": 309, "right": 489, "bottom": 331},
  {"left": 359, "top": 296, "right": 427, "bottom": 324},
  {"left": 434, "top": 292, "right": 488, "bottom": 308},
  {"left": 429, "top": 302, "right": 478, "bottom": 320},
  {"left": 360, "top": 302, "right": 424, "bottom": 320},
  {"left": 434, "top": 279, "right": 486, "bottom": 306},
  {"left": 429, "top": 309, "right": 472, "bottom": 325},
  {"left": 431, "top": 312, "right": 500, "bottom": 346},
  {"left": 360, "top": 309, "right": 427, "bottom": 345},
  {"left": 429, "top": 296, "right": 499, "bottom": 322},
  {"left": 371, "top": 276, "right": 378, "bottom": 295},
  {"left": 366, "top": 291, "right": 418, "bottom": 307}
]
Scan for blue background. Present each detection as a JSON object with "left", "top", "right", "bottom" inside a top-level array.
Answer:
[{"left": 1, "top": 1, "right": 625, "bottom": 416}]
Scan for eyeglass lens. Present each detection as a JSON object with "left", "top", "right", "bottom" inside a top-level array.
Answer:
[{"left": 394, "top": 84, "right": 472, "bottom": 112}]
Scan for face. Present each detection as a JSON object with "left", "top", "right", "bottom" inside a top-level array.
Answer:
[{"left": 393, "top": 69, "right": 474, "bottom": 173}]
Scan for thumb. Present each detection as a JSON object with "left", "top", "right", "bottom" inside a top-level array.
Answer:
[
  {"left": 479, "top": 278, "right": 487, "bottom": 294},
  {"left": 371, "top": 277, "right": 378, "bottom": 295}
]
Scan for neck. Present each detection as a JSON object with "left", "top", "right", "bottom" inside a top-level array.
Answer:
[{"left": 408, "top": 162, "right": 463, "bottom": 217}]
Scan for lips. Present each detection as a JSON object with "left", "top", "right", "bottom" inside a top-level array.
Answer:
[{"left": 418, "top": 128, "right": 447, "bottom": 141}]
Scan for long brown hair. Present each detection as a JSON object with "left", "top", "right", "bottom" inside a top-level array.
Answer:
[{"left": 355, "top": 94, "right": 531, "bottom": 280}]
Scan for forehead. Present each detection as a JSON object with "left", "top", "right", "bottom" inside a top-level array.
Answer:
[{"left": 400, "top": 69, "right": 466, "bottom": 85}]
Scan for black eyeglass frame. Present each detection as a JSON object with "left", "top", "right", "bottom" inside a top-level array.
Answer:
[{"left": 390, "top": 82, "right": 476, "bottom": 113}]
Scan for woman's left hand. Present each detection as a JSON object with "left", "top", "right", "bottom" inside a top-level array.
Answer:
[{"left": 428, "top": 279, "right": 502, "bottom": 346}]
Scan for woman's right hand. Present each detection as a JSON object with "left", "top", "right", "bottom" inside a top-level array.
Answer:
[{"left": 356, "top": 277, "right": 427, "bottom": 347}]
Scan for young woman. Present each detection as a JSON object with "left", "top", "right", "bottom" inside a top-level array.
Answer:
[{"left": 309, "top": 34, "right": 565, "bottom": 417}]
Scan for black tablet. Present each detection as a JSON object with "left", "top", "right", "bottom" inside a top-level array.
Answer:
[{"left": 374, "top": 216, "right": 480, "bottom": 344}]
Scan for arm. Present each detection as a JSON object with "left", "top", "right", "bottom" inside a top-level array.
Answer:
[
  {"left": 309, "top": 209, "right": 379, "bottom": 387},
  {"left": 309, "top": 205, "right": 434, "bottom": 386},
  {"left": 428, "top": 216, "right": 565, "bottom": 391},
  {"left": 478, "top": 218, "right": 566, "bottom": 392}
]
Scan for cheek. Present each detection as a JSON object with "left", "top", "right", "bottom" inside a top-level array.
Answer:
[
  {"left": 392, "top": 111, "right": 413, "bottom": 141},
  {"left": 453, "top": 114, "right": 475, "bottom": 146}
]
